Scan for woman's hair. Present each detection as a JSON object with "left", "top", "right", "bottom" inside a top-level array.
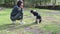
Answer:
[{"left": 17, "top": 1, "right": 22, "bottom": 7}]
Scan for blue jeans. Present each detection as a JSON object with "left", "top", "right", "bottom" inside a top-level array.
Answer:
[{"left": 10, "top": 13, "right": 23, "bottom": 21}]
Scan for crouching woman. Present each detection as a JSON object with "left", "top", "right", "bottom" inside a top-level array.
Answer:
[{"left": 10, "top": 0, "right": 23, "bottom": 24}]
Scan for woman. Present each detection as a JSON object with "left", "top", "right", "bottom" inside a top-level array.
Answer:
[{"left": 10, "top": 0, "right": 24, "bottom": 24}]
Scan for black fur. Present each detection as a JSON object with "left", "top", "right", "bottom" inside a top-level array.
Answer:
[{"left": 30, "top": 10, "right": 42, "bottom": 24}]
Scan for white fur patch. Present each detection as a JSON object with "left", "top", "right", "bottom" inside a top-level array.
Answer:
[{"left": 33, "top": 10, "right": 37, "bottom": 12}]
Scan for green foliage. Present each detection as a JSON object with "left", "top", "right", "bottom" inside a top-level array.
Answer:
[
  {"left": 24, "top": 0, "right": 51, "bottom": 7},
  {"left": 0, "top": 0, "right": 4, "bottom": 4},
  {"left": 0, "top": 0, "right": 55, "bottom": 7}
]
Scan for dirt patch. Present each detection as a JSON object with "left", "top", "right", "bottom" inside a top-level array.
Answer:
[
  {"left": 46, "top": 17, "right": 55, "bottom": 20},
  {"left": 44, "top": 11, "right": 60, "bottom": 14},
  {"left": 1, "top": 24, "right": 52, "bottom": 34},
  {"left": 24, "top": 26, "right": 52, "bottom": 34}
]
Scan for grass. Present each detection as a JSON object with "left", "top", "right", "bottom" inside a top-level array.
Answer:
[{"left": 0, "top": 8, "right": 60, "bottom": 34}]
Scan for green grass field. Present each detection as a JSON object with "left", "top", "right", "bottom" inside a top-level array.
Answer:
[{"left": 0, "top": 8, "right": 60, "bottom": 34}]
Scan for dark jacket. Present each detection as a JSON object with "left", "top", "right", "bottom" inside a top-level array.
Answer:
[
  {"left": 11, "top": 5, "right": 23, "bottom": 17},
  {"left": 10, "top": 5, "right": 23, "bottom": 21}
]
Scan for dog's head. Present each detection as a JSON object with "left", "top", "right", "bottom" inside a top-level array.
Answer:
[{"left": 30, "top": 10, "right": 37, "bottom": 13}]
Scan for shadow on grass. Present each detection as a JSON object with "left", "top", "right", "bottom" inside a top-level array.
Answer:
[{"left": 0, "top": 22, "right": 37, "bottom": 31}]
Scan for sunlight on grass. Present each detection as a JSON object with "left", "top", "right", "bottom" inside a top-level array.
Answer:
[{"left": 0, "top": 8, "right": 60, "bottom": 34}]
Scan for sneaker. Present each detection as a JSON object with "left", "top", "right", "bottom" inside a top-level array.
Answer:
[
  {"left": 19, "top": 22, "right": 25, "bottom": 25},
  {"left": 12, "top": 21, "right": 16, "bottom": 24}
]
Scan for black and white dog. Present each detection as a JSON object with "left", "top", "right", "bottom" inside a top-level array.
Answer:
[{"left": 30, "top": 10, "right": 42, "bottom": 24}]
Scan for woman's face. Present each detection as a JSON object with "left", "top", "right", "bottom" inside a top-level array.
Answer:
[{"left": 20, "top": 2, "right": 23, "bottom": 8}]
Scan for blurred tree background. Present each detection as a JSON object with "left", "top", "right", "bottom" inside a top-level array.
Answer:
[
  {"left": 0, "top": 0, "right": 17, "bottom": 7},
  {"left": 0, "top": 0, "right": 60, "bottom": 8}
]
